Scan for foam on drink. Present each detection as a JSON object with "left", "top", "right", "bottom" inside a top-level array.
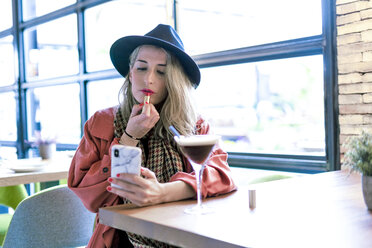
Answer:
[
  {"left": 175, "top": 135, "right": 219, "bottom": 164},
  {"left": 174, "top": 135, "right": 219, "bottom": 146}
]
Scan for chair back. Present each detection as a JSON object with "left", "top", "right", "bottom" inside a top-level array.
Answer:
[
  {"left": 0, "top": 185, "right": 28, "bottom": 210},
  {"left": 3, "top": 185, "right": 96, "bottom": 248},
  {"left": 0, "top": 185, "right": 28, "bottom": 246}
]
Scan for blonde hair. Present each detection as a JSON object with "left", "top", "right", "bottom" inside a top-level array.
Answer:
[{"left": 118, "top": 45, "right": 198, "bottom": 142}]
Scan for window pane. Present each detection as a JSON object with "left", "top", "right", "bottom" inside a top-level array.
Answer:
[
  {"left": 85, "top": 0, "right": 168, "bottom": 72},
  {"left": 196, "top": 55, "right": 325, "bottom": 155},
  {"left": 87, "top": 79, "right": 123, "bottom": 117},
  {"left": 0, "top": 146, "right": 17, "bottom": 160},
  {"left": 0, "top": 0, "right": 13, "bottom": 31},
  {"left": 178, "top": 0, "right": 322, "bottom": 55},
  {"left": 24, "top": 14, "right": 78, "bottom": 80},
  {"left": 0, "top": 92, "right": 17, "bottom": 141},
  {"left": 0, "top": 36, "right": 15, "bottom": 86},
  {"left": 26, "top": 84, "right": 81, "bottom": 144},
  {"left": 22, "top": 0, "right": 76, "bottom": 21}
]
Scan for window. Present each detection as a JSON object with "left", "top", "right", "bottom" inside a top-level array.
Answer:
[
  {"left": 0, "top": 92, "right": 17, "bottom": 141},
  {"left": 0, "top": 0, "right": 13, "bottom": 31},
  {"left": 196, "top": 55, "right": 325, "bottom": 156},
  {"left": 0, "top": 36, "right": 15, "bottom": 87},
  {"left": 22, "top": 0, "right": 76, "bottom": 20},
  {"left": 86, "top": 79, "right": 123, "bottom": 117},
  {"left": 26, "top": 84, "right": 81, "bottom": 144},
  {"left": 0, "top": 146, "right": 17, "bottom": 160},
  {"left": 177, "top": 0, "right": 322, "bottom": 54},
  {"left": 85, "top": 0, "right": 168, "bottom": 72},
  {"left": 23, "top": 14, "right": 78, "bottom": 80},
  {"left": 0, "top": 0, "right": 337, "bottom": 172}
]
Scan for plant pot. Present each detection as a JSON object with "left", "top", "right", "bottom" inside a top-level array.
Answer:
[
  {"left": 39, "top": 143, "right": 56, "bottom": 160},
  {"left": 362, "top": 175, "right": 372, "bottom": 210}
]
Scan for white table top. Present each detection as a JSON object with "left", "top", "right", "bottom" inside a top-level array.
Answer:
[
  {"left": 99, "top": 170, "right": 372, "bottom": 248},
  {"left": 0, "top": 153, "right": 72, "bottom": 187}
]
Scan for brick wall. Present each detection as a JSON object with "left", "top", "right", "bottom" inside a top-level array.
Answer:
[{"left": 336, "top": 0, "right": 372, "bottom": 157}]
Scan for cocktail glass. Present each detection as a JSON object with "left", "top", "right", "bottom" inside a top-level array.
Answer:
[{"left": 174, "top": 134, "right": 220, "bottom": 214}]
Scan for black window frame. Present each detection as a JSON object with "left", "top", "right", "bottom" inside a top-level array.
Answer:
[{"left": 0, "top": 0, "right": 338, "bottom": 173}]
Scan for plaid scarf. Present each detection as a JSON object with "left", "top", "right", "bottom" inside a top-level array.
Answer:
[{"left": 114, "top": 106, "right": 184, "bottom": 248}]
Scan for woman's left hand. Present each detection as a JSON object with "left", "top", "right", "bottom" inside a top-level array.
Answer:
[{"left": 107, "top": 167, "right": 166, "bottom": 207}]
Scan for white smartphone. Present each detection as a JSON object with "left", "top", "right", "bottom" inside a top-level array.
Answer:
[{"left": 111, "top": 145, "right": 141, "bottom": 180}]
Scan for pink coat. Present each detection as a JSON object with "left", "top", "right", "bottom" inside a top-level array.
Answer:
[{"left": 68, "top": 107, "right": 237, "bottom": 248}]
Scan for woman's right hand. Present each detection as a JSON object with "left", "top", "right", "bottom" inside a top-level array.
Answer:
[{"left": 122, "top": 103, "right": 160, "bottom": 141}]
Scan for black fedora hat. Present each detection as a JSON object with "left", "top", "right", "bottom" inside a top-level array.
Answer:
[{"left": 110, "top": 24, "right": 200, "bottom": 88}]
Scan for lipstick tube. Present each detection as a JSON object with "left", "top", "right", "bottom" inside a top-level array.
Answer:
[
  {"left": 144, "top": 95, "right": 150, "bottom": 105},
  {"left": 141, "top": 94, "right": 151, "bottom": 115},
  {"left": 249, "top": 189, "right": 256, "bottom": 209}
]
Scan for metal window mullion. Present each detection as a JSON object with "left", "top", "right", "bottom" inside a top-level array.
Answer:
[
  {"left": 77, "top": 5, "right": 88, "bottom": 135},
  {"left": 13, "top": 0, "right": 28, "bottom": 158},
  {"left": 20, "top": 69, "right": 119, "bottom": 89},
  {"left": 19, "top": 4, "right": 77, "bottom": 29},
  {"left": 77, "top": 8, "right": 86, "bottom": 76},
  {"left": 228, "top": 153, "right": 327, "bottom": 173},
  {"left": 322, "top": 0, "right": 339, "bottom": 171},
  {"left": 193, "top": 35, "right": 323, "bottom": 68},
  {"left": 18, "top": 0, "right": 111, "bottom": 30},
  {"left": 79, "top": 80, "right": 88, "bottom": 135},
  {"left": 0, "top": 29, "right": 13, "bottom": 38}
]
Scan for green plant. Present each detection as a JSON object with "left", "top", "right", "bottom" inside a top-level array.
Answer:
[{"left": 343, "top": 131, "right": 372, "bottom": 176}]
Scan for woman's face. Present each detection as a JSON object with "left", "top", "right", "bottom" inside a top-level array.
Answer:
[{"left": 129, "top": 45, "right": 168, "bottom": 105}]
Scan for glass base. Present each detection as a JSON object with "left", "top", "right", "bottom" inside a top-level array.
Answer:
[{"left": 184, "top": 204, "right": 214, "bottom": 215}]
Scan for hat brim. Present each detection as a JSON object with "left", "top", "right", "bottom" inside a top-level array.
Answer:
[{"left": 110, "top": 35, "right": 200, "bottom": 88}]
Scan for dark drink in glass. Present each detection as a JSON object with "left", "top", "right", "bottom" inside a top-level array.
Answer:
[
  {"left": 175, "top": 134, "right": 220, "bottom": 214},
  {"left": 179, "top": 144, "right": 215, "bottom": 164}
]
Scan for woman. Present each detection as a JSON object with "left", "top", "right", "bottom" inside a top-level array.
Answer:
[{"left": 68, "top": 24, "right": 236, "bottom": 248}]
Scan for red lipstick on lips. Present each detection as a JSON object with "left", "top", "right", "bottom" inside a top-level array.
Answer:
[
  {"left": 141, "top": 88, "right": 154, "bottom": 96},
  {"left": 141, "top": 89, "right": 154, "bottom": 104}
]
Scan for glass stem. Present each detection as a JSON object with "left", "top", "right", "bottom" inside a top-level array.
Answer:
[{"left": 195, "top": 164, "right": 204, "bottom": 209}]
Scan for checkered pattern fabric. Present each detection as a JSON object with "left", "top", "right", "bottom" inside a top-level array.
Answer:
[{"left": 114, "top": 106, "right": 184, "bottom": 248}]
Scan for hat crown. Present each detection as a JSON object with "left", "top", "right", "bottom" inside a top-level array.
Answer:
[
  {"left": 110, "top": 24, "right": 200, "bottom": 87},
  {"left": 145, "top": 24, "right": 185, "bottom": 52}
]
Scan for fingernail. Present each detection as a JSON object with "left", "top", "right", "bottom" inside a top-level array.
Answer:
[
  {"left": 139, "top": 103, "right": 144, "bottom": 107},
  {"left": 140, "top": 168, "right": 144, "bottom": 172},
  {"left": 145, "top": 101, "right": 149, "bottom": 104},
  {"left": 116, "top": 173, "right": 120, "bottom": 177},
  {"left": 107, "top": 186, "right": 112, "bottom": 191},
  {"left": 108, "top": 177, "right": 113, "bottom": 182}
]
